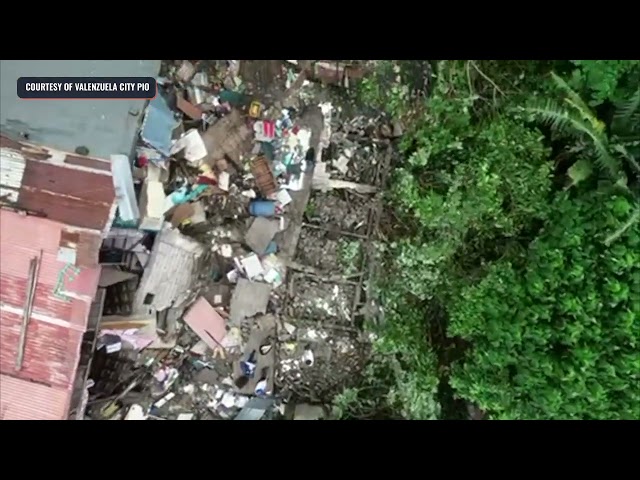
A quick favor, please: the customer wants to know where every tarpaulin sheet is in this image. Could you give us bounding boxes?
[141,93,179,156]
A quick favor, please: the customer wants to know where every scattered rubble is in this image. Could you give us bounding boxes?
[79,60,392,420]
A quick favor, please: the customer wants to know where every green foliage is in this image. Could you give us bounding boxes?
[356,60,433,118]
[337,239,361,275]
[391,94,553,300]
[611,88,640,174]
[376,299,441,419]
[449,191,640,419]
[331,308,441,421]
[305,198,316,217]
[336,60,640,421]
[526,72,624,184]
[569,60,640,106]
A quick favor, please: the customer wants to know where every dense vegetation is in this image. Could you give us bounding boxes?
[332,60,640,420]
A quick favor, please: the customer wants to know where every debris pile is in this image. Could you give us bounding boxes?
[79,60,392,420]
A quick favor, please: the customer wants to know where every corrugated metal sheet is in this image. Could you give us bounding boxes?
[0,209,103,418]
[0,82,137,418]
[0,135,116,231]
[134,224,205,313]
[111,154,140,222]
[0,310,84,389]
[0,212,101,325]
[0,374,70,420]
[0,147,26,202]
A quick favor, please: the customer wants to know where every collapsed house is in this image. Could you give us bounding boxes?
[1,59,394,421]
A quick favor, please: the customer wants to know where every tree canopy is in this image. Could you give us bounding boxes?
[332,60,640,420]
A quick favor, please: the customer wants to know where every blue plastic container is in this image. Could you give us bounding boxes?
[249,200,276,217]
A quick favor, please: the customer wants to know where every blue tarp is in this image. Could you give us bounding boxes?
[140,92,179,157]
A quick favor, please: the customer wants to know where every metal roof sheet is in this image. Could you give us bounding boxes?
[0,135,117,232]
[134,224,205,313]
[0,60,161,159]
[0,374,71,420]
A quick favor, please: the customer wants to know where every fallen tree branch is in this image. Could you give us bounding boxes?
[470,61,505,97]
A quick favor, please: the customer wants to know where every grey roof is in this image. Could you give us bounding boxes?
[0,60,161,159]
[229,279,272,324]
[134,224,206,313]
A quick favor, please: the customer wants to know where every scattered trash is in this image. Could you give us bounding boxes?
[249,101,262,118]
[176,61,196,83]
[100,335,122,354]
[171,129,208,163]
[154,391,176,408]
[276,189,292,207]
[77,60,382,421]
[251,156,278,196]
[125,404,148,420]
[218,171,230,191]
[240,351,258,378]
[302,346,315,367]
[152,367,179,398]
[139,167,167,232]
[240,254,265,280]
[249,199,276,217]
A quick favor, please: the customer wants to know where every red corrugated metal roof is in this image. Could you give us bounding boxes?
[0,310,84,389]
[0,374,70,420]
[0,211,103,420]
[0,134,116,231]
[0,136,116,420]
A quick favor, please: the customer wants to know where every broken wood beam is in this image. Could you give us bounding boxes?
[312,175,378,194]
[325,179,377,194]
[301,222,369,240]
[16,250,42,371]
[283,260,361,286]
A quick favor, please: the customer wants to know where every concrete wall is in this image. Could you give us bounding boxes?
[0,60,161,160]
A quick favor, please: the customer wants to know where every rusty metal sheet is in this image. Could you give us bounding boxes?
[0,134,116,231]
[0,310,84,389]
[0,208,103,412]
[64,154,111,171]
[0,137,112,418]
[74,230,102,268]
[176,95,203,120]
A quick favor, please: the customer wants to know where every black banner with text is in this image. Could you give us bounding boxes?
[17,77,157,99]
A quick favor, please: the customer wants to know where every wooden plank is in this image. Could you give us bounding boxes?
[15,250,42,370]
